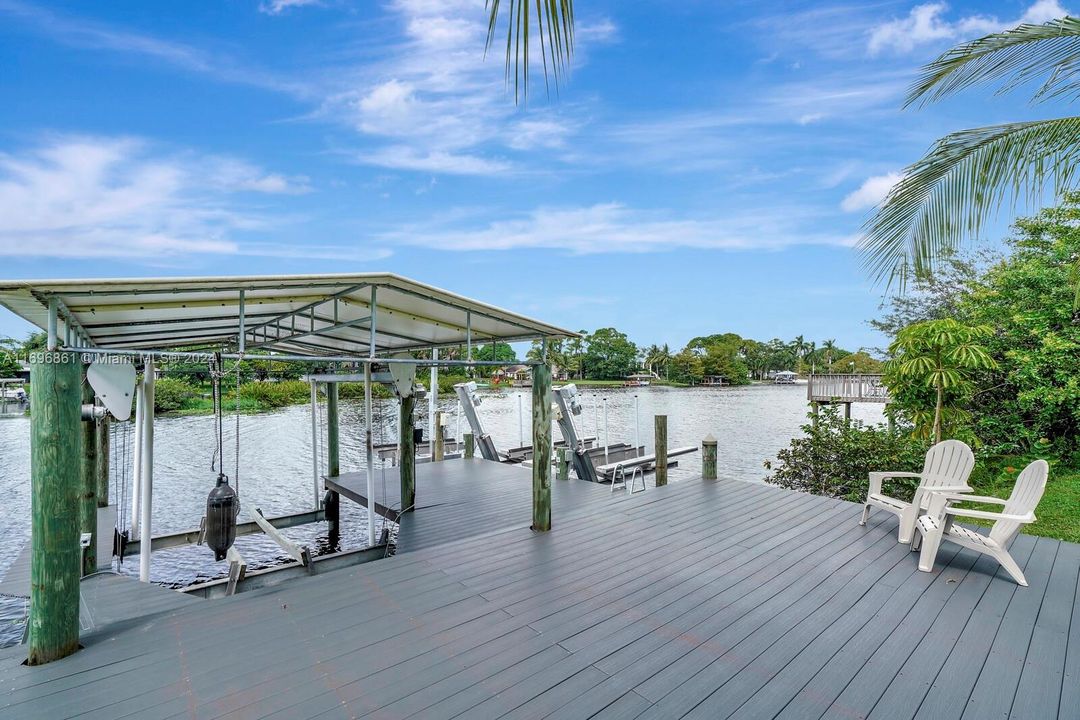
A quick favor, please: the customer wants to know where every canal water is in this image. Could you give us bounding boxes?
[0,382,884,646]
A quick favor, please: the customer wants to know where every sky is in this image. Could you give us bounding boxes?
[0,0,1072,353]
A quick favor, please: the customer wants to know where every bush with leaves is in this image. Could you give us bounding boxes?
[764,406,928,503]
[153,377,198,413]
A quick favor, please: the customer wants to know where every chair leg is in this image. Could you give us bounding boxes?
[993,549,1029,587]
[859,504,870,526]
[911,530,922,552]
[917,529,943,573]
[898,506,916,544]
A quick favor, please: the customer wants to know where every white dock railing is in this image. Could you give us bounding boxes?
[807,374,890,403]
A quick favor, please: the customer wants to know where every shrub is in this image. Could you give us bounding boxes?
[764,405,928,503]
[153,377,197,413]
[238,379,310,408]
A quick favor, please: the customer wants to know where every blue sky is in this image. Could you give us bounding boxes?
[0,0,1070,352]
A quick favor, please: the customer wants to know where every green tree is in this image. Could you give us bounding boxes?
[858,14,1080,300]
[958,199,1080,458]
[581,328,637,380]
[0,350,20,377]
[473,342,518,377]
[885,319,997,443]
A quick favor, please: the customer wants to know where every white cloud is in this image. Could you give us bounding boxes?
[381,203,852,254]
[0,136,366,260]
[841,172,902,212]
[868,1,1068,55]
[259,0,321,15]
[356,146,511,175]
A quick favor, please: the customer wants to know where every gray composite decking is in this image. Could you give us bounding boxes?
[325,458,616,552]
[1,467,1078,719]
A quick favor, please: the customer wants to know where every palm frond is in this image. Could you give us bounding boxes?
[907,17,1080,107]
[858,117,1080,288]
[486,0,574,104]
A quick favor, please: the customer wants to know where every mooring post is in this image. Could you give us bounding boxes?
[28,348,82,665]
[655,415,668,487]
[843,402,851,422]
[96,415,110,508]
[326,382,340,478]
[702,434,717,480]
[325,382,340,535]
[79,373,97,575]
[557,447,570,481]
[531,364,552,531]
[433,410,444,461]
[399,394,416,512]
[463,432,475,459]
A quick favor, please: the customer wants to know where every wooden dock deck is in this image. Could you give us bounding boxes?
[325,458,616,552]
[1,471,1078,719]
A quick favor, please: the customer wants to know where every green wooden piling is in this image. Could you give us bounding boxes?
[96,416,110,507]
[399,394,416,512]
[326,383,340,478]
[702,434,717,480]
[79,375,97,575]
[655,415,668,487]
[557,448,569,481]
[463,432,475,459]
[531,364,552,531]
[433,411,444,461]
[28,350,82,665]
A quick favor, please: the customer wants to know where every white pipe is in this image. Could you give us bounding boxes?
[428,348,438,456]
[518,394,524,448]
[130,381,144,536]
[310,380,320,510]
[603,396,609,465]
[139,362,155,583]
[364,363,375,547]
[634,394,640,458]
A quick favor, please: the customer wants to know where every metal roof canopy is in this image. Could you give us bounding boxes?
[0,273,576,363]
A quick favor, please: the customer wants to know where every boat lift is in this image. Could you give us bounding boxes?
[551,384,700,484]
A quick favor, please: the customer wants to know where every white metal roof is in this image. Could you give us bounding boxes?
[0,273,576,357]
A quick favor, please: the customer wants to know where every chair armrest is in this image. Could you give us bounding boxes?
[935,493,1007,505]
[868,471,921,496]
[944,506,1036,524]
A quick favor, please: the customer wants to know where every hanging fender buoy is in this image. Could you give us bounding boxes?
[206,474,240,561]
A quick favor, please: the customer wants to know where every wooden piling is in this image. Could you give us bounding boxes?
[326,383,340,478]
[28,350,82,665]
[79,375,97,575]
[399,394,416,512]
[531,364,552,531]
[433,411,444,461]
[702,434,717,480]
[463,432,475,459]
[95,415,110,508]
[557,448,569,481]
[655,415,668,487]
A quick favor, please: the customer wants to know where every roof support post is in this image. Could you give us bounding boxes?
[368,287,377,358]
[27,348,81,665]
[428,348,438,458]
[130,379,144,536]
[326,382,339,479]
[531,363,552,532]
[46,298,58,351]
[80,372,98,576]
[237,290,246,354]
[364,363,376,547]
[139,362,155,583]
[310,380,320,512]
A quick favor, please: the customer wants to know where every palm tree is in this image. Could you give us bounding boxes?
[858,15,1080,303]
[486,1,574,104]
[821,339,837,368]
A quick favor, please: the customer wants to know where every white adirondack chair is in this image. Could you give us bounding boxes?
[912,459,1048,586]
[859,439,975,544]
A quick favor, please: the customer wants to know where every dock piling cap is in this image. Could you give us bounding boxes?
[703,434,717,445]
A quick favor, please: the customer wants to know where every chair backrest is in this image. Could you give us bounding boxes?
[920,440,975,489]
[990,459,1049,546]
